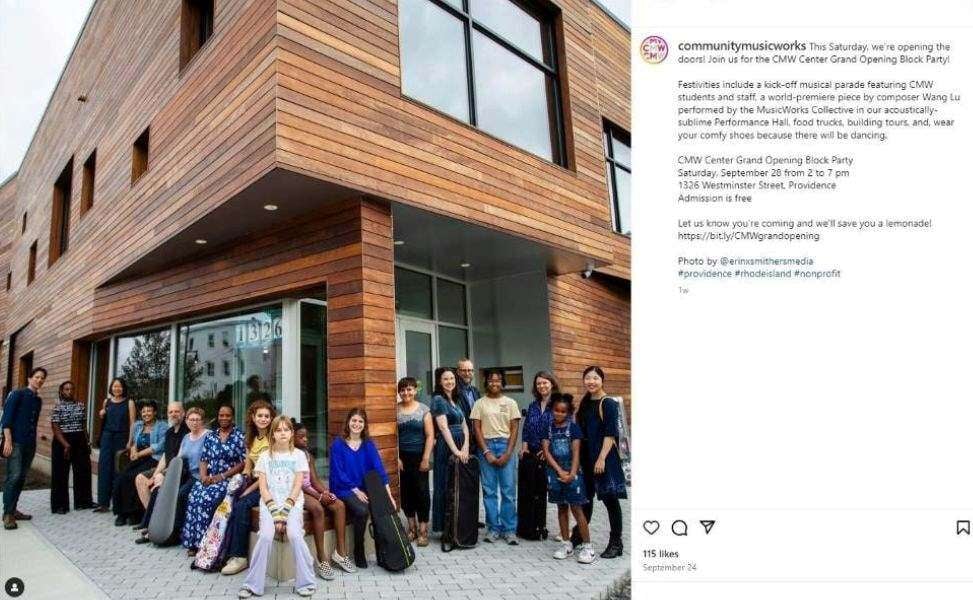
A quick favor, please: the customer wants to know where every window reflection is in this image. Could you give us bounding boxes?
[399,0,470,122]
[470,0,549,64]
[473,31,557,162]
[114,329,171,406]
[176,306,283,426]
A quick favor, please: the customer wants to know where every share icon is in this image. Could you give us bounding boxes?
[700,520,716,534]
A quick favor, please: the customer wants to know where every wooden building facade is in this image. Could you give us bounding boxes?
[0,0,630,481]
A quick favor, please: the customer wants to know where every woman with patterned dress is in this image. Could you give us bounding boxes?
[181,404,246,555]
[430,367,471,534]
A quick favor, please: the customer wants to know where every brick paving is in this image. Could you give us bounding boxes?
[8,489,630,599]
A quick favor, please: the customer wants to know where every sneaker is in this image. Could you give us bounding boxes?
[553,542,574,560]
[296,585,316,597]
[553,533,564,542]
[505,535,519,546]
[221,557,249,575]
[237,587,256,598]
[315,560,335,580]
[576,543,596,564]
[332,551,357,574]
[484,531,502,543]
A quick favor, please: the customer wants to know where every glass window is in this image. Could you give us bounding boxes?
[611,131,631,169]
[405,330,435,405]
[604,122,632,235]
[176,306,283,426]
[612,167,631,235]
[207,333,214,348]
[398,0,470,122]
[398,0,564,164]
[436,279,467,325]
[299,301,329,477]
[473,31,557,162]
[438,326,469,369]
[113,329,171,407]
[470,0,548,63]
[395,267,433,319]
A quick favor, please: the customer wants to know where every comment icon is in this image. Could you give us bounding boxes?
[671,520,688,536]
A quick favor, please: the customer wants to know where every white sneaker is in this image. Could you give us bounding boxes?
[553,533,564,542]
[332,550,357,573]
[237,586,258,598]
[315,560,335,580]
[576,543,597,564]
[295,585,316,597]
[553,541,574,559]
[484,531,502,543]
[221,557,249,575]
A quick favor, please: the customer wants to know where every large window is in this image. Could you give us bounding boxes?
[604,121,631,235]
[114,329,171,407]
[399,0,565,164]
[176,306,283,424]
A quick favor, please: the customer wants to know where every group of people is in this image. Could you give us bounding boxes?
[1,358,627,595]
[396,358,627,563]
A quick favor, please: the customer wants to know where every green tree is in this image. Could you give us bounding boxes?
[120,332,171,404]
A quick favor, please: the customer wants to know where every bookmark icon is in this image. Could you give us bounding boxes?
[957,520,971,536]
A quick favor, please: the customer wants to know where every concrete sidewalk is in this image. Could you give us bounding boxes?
[0,513,109,600]
[2,489,630,599]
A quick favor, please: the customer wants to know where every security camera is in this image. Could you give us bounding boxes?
[582,265,594,279]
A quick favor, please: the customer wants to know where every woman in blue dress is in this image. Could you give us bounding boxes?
[430,367,471,534]
[94,378,136,512]
[181,404,245,555]
[572,366,626,559]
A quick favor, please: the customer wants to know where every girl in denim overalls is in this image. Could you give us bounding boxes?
[541,394,595,564]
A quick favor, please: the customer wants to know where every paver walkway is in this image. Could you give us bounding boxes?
[1,489,629,600]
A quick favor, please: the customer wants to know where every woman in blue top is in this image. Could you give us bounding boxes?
[94,378,136,512]
[181,404,246,555]
[520,371,559,458]
[113,399,167,526]
[329,408,393,569]
[430,367,470,534]
[573,366,626,559]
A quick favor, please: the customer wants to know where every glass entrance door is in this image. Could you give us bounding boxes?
[396,318,436,405]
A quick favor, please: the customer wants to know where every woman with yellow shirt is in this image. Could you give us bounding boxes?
[220,400,275,575]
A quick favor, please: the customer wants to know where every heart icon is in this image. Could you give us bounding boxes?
[643,520,660,535]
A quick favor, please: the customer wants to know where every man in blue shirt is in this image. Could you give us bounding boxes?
[455,358,480,423]
[2,367,47,530]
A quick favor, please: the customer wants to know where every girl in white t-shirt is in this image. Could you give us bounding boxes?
[238,416,315,598]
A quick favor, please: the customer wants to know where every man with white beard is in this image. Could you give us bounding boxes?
[134,402,187,513]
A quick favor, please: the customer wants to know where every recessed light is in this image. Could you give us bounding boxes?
[195,239,207,245]
[460,262,471,268]
[263,204,278,211]
[393,240,405,246]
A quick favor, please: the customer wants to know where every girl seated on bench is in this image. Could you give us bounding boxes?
[238,416,316,598]
[293,421,357,578]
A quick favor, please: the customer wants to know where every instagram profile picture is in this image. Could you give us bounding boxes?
[641,35,668,64]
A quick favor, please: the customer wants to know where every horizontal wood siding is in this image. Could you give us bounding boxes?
[273,0,630,267]
[327,198,399,492]
[0,177,17,392]
[549,272,631,409]
[6,0,277,345]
